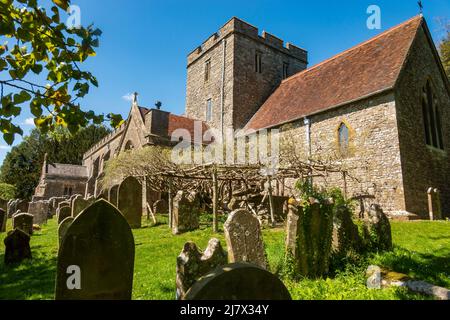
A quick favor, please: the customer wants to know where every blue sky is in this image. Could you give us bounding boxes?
[1,0,449,163]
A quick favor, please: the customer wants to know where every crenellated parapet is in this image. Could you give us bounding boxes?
[187,17,308,66]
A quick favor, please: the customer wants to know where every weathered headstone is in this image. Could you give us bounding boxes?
[172,191,200,235]
[12,213,33,235]
[184,263,291,300]
[58,217,74,245]
[7,199,18,217]
[332,205,363,256]
[427,188,442,221]
[153,199,168,214]
[176,238,228,300]
[108,185,119,207]
[58,206,72,225]
[363,204,392,251]
[4,229,32,265]
[28,201,50,225]
[0,208,6,233]
[224,209,267,269]
[71,196,94,218]
[55,200,135,300]
[118,176,142,229]
[285,198,335,278]
[16,200,29,213]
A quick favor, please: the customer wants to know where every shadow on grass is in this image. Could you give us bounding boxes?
[0,247,56,300]
[374,246,450,289]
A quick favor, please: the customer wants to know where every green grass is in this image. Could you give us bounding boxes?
[0,217,449,300]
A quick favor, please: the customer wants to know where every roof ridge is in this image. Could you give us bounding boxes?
[282,15,423,84]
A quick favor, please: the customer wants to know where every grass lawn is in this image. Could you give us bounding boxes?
[0,217,449,300]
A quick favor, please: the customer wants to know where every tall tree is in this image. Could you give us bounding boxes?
[0,0,123,145]
[440,30,450,81]
[0,125,110,199]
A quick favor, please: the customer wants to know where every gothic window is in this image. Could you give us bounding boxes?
[338,122,349,155]
[283,62,289,79]
[204,59,211,82]
[255,52,262,73]
[206,99,213,122]
[422,80,444,150]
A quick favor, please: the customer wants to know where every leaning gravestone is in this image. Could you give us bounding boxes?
[0,208,6,233]
[71,196,94,218]
[364,204,393,251]
[12,213,33,235]
[224,209,268,269]
[172,191,200,235]
[58,206,72,225]
[4,229,32,265]
[28,201,50,225]
[55,200,135,300]
[108,185,119,207]
[184,263,291,300]
[118,176,142,229]
[58,217,74,245]
[176,238,228,300]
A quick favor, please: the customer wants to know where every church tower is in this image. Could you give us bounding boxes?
[185,17,308,133]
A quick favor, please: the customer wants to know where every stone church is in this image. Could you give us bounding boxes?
[34,15,449,219]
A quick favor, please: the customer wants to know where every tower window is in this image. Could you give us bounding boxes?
[204,59,211,82]
[338,123,349,155]
[283,62,289,79]
[422,80,444,150]
[255,52,262,73]
[206,99,213,122]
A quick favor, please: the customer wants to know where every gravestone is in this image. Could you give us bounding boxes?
[7,199,18,218]
[224,209,267,269]
[12,213,33,235]
[55,200,135,300]
[108,185,119,207]
[58,217,74,245]
[0,198,7,211]
[153,199,168,214]
[285,204,301,257]
[172,191,200,235]
[0,208,6,233]
[332,205,363,256]
[28,201,50,225]
[364,204,392,251]
[58,206,72,225]
[184,263,291,300]
[118,176,142,229]
[72,196,94,218]
[16,200,29,213]
[176,238,228,300]
[4,229,32,265]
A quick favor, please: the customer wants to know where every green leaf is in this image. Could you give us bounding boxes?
[52,0,69,10]
[13,91,32,104]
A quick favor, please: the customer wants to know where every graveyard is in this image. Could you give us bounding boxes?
[1,209,449,300]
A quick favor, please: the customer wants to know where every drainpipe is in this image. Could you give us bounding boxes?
[220,38,227,143]
[304,117,312,158]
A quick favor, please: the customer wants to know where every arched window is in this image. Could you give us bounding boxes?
[422,80,444,150]
[338,122,349,155]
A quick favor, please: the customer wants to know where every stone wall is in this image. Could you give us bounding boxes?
[278,92,406,215]
[185,17,307,131]
[395,27,450,217]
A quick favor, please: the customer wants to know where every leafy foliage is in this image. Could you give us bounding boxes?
[440,30,450,81]
[0,125,110,199]
[0,0,123,145]
[0,182,16,199]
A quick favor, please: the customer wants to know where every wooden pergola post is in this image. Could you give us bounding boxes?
[212,166,219,233]
[168,178,173,229]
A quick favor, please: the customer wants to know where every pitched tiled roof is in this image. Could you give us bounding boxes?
[244,16,424,132]
[138,106,151,119]
[168,114,209,141]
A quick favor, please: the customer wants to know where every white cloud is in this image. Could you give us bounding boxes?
[122,93,134,102]
[22,118,35,126]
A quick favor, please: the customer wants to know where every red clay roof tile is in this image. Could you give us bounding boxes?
[243,16,424,132]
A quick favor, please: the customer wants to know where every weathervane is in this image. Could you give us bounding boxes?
[418,0,423,15]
